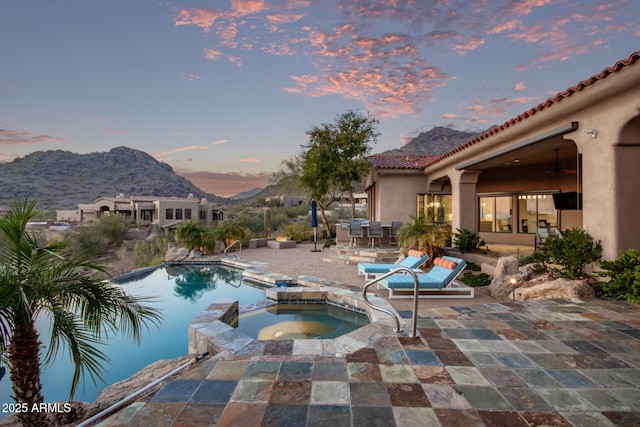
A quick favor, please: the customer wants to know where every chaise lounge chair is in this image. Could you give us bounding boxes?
[357,249,430,280]
[378,256,473,299]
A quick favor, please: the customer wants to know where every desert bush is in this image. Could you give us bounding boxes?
[94,214,131,245]
[460,271,491,287]
[133,234,173,268]
[64,224,110,256]
[540,228,602,279]
[453,228,483,252]
[598,249,640,303]
[282,223,311,241]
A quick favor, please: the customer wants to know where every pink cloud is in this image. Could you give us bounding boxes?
[266,13,306,25]
[203,48,222,60]
[0,128,64,145]
[174,8,222,33]
[230,0,265,16]
[213,139,228,145]
[242,156,260,163]
[453,36,485,56]
[173,0,639,118]
[515,82,525,92]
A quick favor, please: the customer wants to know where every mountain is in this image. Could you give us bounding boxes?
[380,126,482,156]
[228,188,264,200]
[0,147,225,209]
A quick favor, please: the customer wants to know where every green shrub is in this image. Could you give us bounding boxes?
[540,228,602,279]
[133,234,174,268]
[460,271,491,287]
[519,251,547,265]
[95,214,131,245]
[282,223,311,241]
[466,262,481,272]
[453,228,482,252]
[598,249,640,303]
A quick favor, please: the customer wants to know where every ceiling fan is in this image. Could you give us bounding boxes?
[547,148,576,176]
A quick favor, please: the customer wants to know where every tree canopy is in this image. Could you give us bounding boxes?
[299,110,379,235]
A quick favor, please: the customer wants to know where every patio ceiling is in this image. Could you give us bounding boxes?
[455,122,579,171]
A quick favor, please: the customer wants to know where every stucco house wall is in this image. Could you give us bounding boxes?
[366,51,640,260]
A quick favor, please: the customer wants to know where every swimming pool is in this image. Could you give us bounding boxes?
[0,264,264,412]
[0,264,369,414]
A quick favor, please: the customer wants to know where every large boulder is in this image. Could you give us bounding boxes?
[165,246,189,261]
[518,278,595,301]
[486,255,595,302]
[494,255,519,278]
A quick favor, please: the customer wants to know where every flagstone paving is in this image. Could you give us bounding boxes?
[95,244,640,426]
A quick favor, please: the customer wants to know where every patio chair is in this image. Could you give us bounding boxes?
[378,256,472,299]
[535,226,552,250]
[357,249,429,280]
[368,221,383,247]
[349,220,363,247]
[389,221,403,246]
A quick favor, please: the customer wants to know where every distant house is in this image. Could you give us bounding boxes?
[61,194,225,231]
[365,51,640,260]
[265,194,310,207]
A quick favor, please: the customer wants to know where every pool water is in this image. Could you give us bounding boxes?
[0,265,264,412]
[0,264,370,415]
[237,304,370,340]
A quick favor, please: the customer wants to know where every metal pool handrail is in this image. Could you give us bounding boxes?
[224,239,242,260]
[362,267,420,338]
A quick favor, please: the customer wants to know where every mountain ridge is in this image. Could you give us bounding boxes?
[379,126,482,156]
[0,147,225,209]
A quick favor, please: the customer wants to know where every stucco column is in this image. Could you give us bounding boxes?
[449,170,481,233]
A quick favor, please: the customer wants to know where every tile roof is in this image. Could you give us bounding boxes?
[427,50,640,167]
[368,154,440,170]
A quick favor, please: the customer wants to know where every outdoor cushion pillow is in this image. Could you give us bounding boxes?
[407,249,426,258]
[433,257,458,270]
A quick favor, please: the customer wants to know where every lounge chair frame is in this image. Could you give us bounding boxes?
[357,251,430,280]
[378,256,474,299]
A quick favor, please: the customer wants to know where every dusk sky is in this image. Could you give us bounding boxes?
[1,1,638,196]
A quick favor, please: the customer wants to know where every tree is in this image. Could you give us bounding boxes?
[0,199,162,427]
[397,216,450,262]
[301,111,379,236]
[175,220,206,251]
[213,220,246,249]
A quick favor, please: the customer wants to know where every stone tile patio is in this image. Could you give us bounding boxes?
[94,243,640,427]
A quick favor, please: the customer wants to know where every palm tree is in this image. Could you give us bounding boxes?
[397,216,450,263]
[213,220,246,249]
[0,199,162,427]
[175,220,205,251]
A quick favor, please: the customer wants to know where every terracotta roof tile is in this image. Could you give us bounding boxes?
[369,155,440,170]
[426,50,640,167]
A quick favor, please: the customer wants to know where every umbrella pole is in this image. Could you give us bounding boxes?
[311,227,321,252]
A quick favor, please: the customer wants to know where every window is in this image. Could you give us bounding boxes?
[199,210,206,220]
[165,209,173,220]
[417,194,452,225]
[479,196,512,232]
[517,194,557,233]
[175,209,183,220]
[185,209,192,220]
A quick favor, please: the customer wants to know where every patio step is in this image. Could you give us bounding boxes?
[323,245,400,265]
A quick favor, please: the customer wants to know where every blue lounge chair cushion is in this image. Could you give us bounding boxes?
[358,251,429,276]
[379,257,466,289]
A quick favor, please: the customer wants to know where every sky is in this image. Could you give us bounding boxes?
[1,1,638,197]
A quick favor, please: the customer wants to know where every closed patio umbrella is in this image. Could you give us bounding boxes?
[311,200,321,252]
